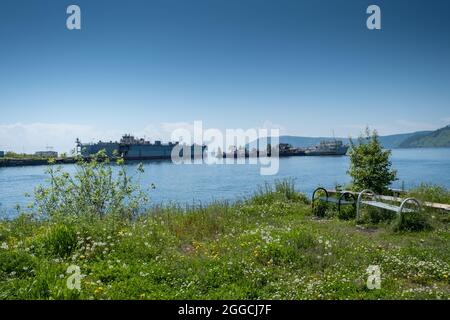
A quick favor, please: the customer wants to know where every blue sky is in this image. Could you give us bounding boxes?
[0,0,449,152]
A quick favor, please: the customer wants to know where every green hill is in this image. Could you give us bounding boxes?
[399,125,450,148]
[248,130,433,150]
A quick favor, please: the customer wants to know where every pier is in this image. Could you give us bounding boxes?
[0,157,78,167]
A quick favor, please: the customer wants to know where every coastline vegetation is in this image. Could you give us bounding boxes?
[0,153,449,300]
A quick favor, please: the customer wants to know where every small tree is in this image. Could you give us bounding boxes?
[34,150,149,220]
[347,128,397,194]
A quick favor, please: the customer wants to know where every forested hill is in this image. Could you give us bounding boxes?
[248,130,433,149]
[399,125,450,148]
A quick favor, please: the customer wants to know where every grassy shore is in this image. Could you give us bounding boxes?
[0,180,449,300]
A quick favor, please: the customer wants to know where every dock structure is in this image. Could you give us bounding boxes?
[0,157,77,167]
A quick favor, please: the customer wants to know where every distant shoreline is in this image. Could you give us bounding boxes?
[0,158,77,168]
[2,146,450,168]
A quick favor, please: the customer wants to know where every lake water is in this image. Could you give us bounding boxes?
[1,148,449,217]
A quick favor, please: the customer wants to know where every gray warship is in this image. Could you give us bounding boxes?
[304,140,349,156]
[76,135,205,160]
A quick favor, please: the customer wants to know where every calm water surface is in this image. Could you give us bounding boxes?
[1,148,449,216]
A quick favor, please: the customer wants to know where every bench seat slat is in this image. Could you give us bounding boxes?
[362,201,415,213]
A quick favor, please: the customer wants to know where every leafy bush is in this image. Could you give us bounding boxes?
[337,204,356,220]
[39,224,78,258]
[347,128,397,194]
[359,207,396,224]
[33,150,149,220]
[312,200,330,218]
[393,211,432,232]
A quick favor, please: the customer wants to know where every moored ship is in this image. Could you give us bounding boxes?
[278,143,306,157]
[304,140,349,156]
[77,135,205,160]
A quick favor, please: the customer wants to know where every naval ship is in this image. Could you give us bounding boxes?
[304,140,349,156]
[218,140,348,158]
[76,135,205,160]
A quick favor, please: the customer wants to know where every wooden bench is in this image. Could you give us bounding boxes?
[312,187,356,215]
[356,189,421,221]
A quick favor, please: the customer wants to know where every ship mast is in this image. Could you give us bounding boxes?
[75,138,82,155]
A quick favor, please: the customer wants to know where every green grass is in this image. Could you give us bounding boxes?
[408,184,450,205]
[1,182,449,300]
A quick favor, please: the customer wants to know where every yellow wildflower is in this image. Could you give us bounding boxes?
[94,286,104,294]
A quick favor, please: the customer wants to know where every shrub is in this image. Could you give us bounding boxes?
[33,150,149,220]
[39,224,78,258]
[312,200,330,218]
[393,211,432,232]
[347,128,397,194]
[359,207,396,224]
[337,204,356,220]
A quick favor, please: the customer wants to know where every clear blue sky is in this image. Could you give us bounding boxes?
[0,0,449,152]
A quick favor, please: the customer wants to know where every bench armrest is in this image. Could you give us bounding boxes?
[356,189,376,222]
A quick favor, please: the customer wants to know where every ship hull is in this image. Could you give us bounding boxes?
[279,150,306,157]
[305,146,349,156]
[80,142,206,160]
